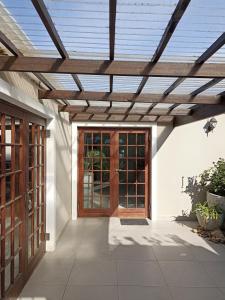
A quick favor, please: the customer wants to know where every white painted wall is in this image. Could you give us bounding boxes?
[156,114,225,220]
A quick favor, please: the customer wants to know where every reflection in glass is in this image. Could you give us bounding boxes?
[128,133,136,145]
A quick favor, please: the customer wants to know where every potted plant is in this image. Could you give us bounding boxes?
[200,158,225,211]
[194,202,224,230]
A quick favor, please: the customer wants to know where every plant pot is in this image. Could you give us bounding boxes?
[207,191,225,211]
[196,211,224,230]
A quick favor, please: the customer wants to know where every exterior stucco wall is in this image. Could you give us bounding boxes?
[156,114,225,220]
[0,72,72,248]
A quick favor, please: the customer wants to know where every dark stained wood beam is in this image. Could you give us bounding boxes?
[190,78,223,96]
[31,0,68,59]
[109,0,117,93]
[31,0,83,91]
[62,106,189,116]
[1,56,225,77]
[164,78,185,95]
[152,0,191,63]
[196,32,225,64]
[39,90,224,105]
[136,0,191,94]
[175,104,225,126]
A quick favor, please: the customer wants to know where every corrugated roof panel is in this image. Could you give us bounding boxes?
[77,75,109,92]
[160,0,225,62]
[142,77,178,93]
[171,78,213,94]
[113,76,143,92]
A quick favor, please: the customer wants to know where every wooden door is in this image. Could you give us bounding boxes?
[78,128,150,218]
[0,101,46,299]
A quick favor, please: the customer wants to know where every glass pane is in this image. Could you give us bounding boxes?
[128,133,136,145]
[5,263,11,291]
[14,253,20,279]
[102,196,110,208]
[137,146,145,157]
[84,158,92,170]
[93,133,101,144]
[5,116,11,144]
[137,159,145,170]
[102,133,110,144]
[102,185,110,196]
[5,146,11,171]
[137,133,145,145]
[14,226,20,251]
[5,234,11,260]
[84,145,92,157]
[93,171,101,183]
[84,133,92,144]
[128,172,136,183]
[128,197,136,208]
[119,197,126,208]
[119,133,127,145]
[28,238,32,259]
[119,184,127,196]
[119,171,126,183]
[119,159,127,170]
[128,159,136,170]
[5,205,11,231]
[15,199,22,224]
[128,184,136,195]
[102,171,110,182]
[128,146,136,157]
[137,171,145,183]
[119,146,127,158]
[15,119,21,144]
[102,146,110,157]
[103,159,110,170]
[137,197,145,208]
[15,146,20,170]
[137,184,145,195]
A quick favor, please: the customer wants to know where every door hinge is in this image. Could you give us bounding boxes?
[46,129,51,138]
[44,233,50,241]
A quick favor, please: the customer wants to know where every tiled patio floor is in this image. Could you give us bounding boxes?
[18,218,225,300]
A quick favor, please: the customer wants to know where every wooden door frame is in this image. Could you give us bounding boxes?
[0,100,46,299]
[77,127,151,218]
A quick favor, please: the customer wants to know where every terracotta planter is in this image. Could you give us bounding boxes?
[196,211,224,230]
[207,191,225,211]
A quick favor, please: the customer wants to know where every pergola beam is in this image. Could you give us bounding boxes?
[1,56,225,77]
[31,0,83,91]
[190,78,223,96]
[62,107,190,116]
[39,90,224,105]
[136,0,191,94]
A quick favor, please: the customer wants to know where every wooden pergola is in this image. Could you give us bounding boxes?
[0,0,225,125]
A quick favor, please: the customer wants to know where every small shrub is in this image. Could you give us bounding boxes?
[194,202,223,220]
[200,158,225,197]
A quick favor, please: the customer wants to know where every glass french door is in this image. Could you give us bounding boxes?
[78,128,150,218]
[0,101,46,299]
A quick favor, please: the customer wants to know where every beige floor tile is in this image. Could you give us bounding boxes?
[190,244,225,261]
[112,245,156,261]
[153,245,194,261]
[68,261,117,286]
[117,261,165,286]
[118,286,173,300]
[202,262,225,287]
[63,285,118,300]
[160,261,215,287]
[170,287,225,300]
[18,283,65,300]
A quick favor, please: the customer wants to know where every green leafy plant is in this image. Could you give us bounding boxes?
[194,202,223,220]
[84,150,107,170]
[199,158,225,197]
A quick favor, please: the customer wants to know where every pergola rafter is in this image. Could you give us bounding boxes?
[136,0,191,95]
[31,0,83,92]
